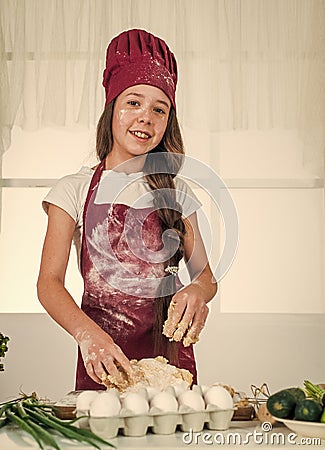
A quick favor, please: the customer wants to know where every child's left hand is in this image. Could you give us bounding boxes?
[162,284,209,346]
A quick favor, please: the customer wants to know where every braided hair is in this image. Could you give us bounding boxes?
[96,102,186,364]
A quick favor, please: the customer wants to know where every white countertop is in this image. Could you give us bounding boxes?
[1,421,324,449]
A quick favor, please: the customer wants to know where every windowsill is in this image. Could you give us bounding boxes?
[0,177,324,189]
[0,179,57,187]
[222,177,324,188]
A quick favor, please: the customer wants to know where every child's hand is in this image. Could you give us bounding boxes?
[162,285,209,347]
[75,327,132,385]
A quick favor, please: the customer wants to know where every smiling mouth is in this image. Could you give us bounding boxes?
[130,130,151,139]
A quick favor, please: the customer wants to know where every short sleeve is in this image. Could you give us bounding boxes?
[43,176,79,221]
[42,168,92,225]
[175,177,202,218]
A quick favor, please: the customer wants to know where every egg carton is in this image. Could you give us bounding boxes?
[77,407,235,438]
[73,384,236,438]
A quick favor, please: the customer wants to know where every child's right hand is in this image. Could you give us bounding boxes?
[75,327,132,385]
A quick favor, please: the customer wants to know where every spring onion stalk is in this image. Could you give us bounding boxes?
[304,380,325,407]
[0,392,115,449]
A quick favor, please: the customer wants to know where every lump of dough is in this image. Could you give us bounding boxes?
[102,356,192,394]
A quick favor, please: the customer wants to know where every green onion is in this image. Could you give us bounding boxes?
[24,406,113,449]
[0,418,10,429]
[0,403,12,418]
[304,380,325,406]
[16,401,29,419]
[5,409,44,449]
[0,393,115,449]
[26,418,61,450]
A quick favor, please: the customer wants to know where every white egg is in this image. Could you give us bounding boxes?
[204,386,233,409]
[178,390,205,411]
[89,391,121,417]
[135,387,149,400]
[150,392,178,412]
[172,382,188,398]
[76,391,99,410]
[145,386,160,402]
[106,388,120,398]
[122,392,149,415]
[165,386,176,396]
[199,385,209,396]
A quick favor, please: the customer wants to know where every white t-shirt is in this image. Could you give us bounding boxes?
[43,166,202,262]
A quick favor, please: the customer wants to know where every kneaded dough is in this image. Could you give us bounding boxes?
[102,356,193,393]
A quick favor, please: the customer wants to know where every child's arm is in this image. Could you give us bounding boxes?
[163,212,217,345]
[37,204,132,384]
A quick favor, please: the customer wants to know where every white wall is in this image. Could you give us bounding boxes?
[0,314,77,402]
[1,312,325,402]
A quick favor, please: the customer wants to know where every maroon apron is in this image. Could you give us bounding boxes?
[75,160,197,389]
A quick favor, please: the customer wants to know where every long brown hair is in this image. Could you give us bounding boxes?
[96,102,186,365]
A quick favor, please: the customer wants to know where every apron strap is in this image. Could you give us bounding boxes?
[80,159,106,276]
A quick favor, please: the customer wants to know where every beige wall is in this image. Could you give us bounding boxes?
[1,312,324,402]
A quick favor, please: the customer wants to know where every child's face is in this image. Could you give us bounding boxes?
[111,84,171,161]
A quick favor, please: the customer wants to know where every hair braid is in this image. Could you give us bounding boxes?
[145,169,186,364]
[143,110,186,364]
[96,105,187,365]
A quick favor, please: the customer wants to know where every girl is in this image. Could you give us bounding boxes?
[37,29,217,390]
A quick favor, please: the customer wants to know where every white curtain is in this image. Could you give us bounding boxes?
[1,0,325,174]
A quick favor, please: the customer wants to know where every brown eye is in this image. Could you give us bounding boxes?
[127,100,139,106]
[154,107,166,115]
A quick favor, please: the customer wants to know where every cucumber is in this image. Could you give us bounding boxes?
[295,399,323,422]
[266,390,296,419]
[285,387,306,402]
[320,408,325,423]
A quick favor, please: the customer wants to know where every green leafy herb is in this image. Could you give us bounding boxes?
[304,380,325,407]
[0,332,10,371]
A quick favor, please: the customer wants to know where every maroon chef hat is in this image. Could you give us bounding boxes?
[102,29,178,110]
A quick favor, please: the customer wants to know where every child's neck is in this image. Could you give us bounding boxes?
[104,154,146,174]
